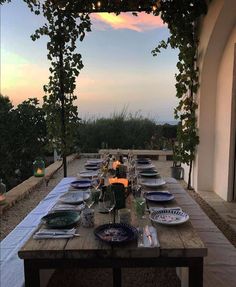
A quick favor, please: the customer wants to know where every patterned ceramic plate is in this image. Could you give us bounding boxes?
[41,211,80,229]
[94,223,137,245]
[149,209,189,226]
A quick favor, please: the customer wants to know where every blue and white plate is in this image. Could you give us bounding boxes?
[149,209,189,226]
[145,191,174,202]
[94,223,137,245]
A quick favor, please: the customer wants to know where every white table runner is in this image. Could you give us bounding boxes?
[0,177,76,287]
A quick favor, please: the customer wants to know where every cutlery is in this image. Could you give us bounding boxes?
[33,233,80,239]
[144,225,153,246]
[35,228,76,235]
[137,227,144,247]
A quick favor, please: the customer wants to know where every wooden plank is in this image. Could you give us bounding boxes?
[19,178,206,261]
[65,206,111,259]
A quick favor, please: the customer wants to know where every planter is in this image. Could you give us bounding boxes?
[171,166,184,180]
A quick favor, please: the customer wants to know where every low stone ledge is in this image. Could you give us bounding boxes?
[0,154,77,215]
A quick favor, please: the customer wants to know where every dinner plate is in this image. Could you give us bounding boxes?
[70,179,92,189]
[145,191,174,202]
[149,209,189,226]
[140,178,166,188]
[87,159,103,165]
[78,171,98,178]
[59,191,89,204]
[136,158,151,165]
[85,164,100,170]
[139,170,159,177]
[136,164,155,170]
[41,211,80,229]
[94,223,137,245]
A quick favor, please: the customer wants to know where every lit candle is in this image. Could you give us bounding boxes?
[36,168,43,175]
[112,160,121,170]
[109,177,128,187]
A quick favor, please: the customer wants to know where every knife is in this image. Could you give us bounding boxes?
[144,225,153,246]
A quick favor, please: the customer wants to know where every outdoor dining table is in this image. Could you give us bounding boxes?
[18,178,207,287]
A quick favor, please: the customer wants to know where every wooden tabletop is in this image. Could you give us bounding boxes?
[18,179,207,261]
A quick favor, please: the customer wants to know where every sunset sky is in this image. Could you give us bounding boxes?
[1,1,179,122]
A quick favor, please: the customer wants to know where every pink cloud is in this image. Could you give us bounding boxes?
[91,12,165,32]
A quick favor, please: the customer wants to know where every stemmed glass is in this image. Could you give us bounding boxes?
[83,189,95,209]
[103,189,116,224]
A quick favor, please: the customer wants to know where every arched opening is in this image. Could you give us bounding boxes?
[195,0,236,200]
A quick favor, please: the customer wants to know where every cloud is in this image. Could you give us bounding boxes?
[91,12,165,32]
[1,49,49,105]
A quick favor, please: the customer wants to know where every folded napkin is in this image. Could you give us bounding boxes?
[51,203,85,212]
[138,225,160,248]
[33,228,77,240]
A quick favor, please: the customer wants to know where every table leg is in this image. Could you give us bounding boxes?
[189,258,203,287]
[113,267,121,287]
[24,260,40,287]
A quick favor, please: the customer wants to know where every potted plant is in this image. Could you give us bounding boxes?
[170,141,184,180]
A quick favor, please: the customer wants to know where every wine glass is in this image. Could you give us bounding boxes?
[83,190,95,209]
[103,189,116,224]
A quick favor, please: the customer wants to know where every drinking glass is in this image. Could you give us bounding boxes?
[83,190,95,209]
[134,197,146,219]
[103,189,116,223]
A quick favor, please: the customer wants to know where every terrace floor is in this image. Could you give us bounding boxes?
[1,156,236,287]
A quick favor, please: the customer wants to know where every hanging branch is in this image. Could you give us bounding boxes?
[152,0,207,189]
[29,1,91,177]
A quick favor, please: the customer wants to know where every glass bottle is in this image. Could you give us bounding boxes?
[0,179,6,205]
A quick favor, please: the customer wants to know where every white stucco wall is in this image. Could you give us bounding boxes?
[214,27,236,200]
[186,0,236,200]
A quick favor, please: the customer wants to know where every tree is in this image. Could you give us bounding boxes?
[0,96,47,189]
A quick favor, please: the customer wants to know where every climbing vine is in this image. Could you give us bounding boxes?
[1,0,208,185]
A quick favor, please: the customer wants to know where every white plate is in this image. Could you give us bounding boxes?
[87,159,104,164]
[136,164,155,170]
[59,191,89,204]
[78,171,98,178]
[149,209,189,226]
[140,178,166,188]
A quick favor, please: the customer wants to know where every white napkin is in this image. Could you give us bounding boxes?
[33,228,76,240]
[51,203,85,212]
[138,226,160,248]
